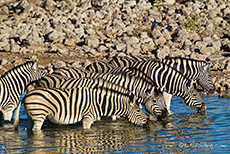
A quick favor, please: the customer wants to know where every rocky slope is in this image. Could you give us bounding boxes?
[0,0,230,93]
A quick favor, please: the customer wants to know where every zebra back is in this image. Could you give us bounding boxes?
[129,59,206,112]
[15,87,148,130]
[161,57,215,93]
[36,74,133,98]
[49,66,168,119]
[109,56,215,94]
[0,61,46,122]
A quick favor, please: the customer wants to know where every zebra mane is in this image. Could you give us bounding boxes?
[165,56,209,64]
[1,61,35,79]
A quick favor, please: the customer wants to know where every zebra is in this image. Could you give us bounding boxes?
[0,61,46,124]
[14,87,149,130]
[108,56,214,111]
[161,57,215,93]
[36,69,168,120]
[43,67,168,119]
[87,58,206,113]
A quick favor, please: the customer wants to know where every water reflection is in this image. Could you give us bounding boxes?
[0,95,229,153]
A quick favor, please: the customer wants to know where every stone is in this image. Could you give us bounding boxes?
[48,30,65,43]
[98,45,108,53]
[53,61,66,68]
[126,45,134,54]
[164,0,175,5]
[116,43,126,51]
[63,38,75,46]
[85,37,99,48]
[124,37,139,45]
[157,46,170,59]
[154,36,166,47]
[71,61,82,68]
[10,43,20,53]
[0,58,8,65]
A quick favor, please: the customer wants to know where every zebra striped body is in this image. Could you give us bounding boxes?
[45,67,168,119]
[0,61,46,123]
[109,56,214,111]
[161,57,215,93]
[129,59,206,112]
[14,87,149,130]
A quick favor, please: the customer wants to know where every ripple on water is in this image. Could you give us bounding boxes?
[0,94,230,153]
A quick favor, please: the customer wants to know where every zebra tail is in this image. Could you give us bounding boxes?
[13,101,23,130]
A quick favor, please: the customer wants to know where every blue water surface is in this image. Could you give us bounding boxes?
[0,94,230,153]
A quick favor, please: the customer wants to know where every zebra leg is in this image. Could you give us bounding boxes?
[111,115,117,120]
[163,92,172,114]
[2,110,13,122]
[25,111,45,130]
[0,112,2,125]
[82,117,95,129]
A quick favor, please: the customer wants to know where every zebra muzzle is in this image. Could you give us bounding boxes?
[157,108,169,120]
[197,101,206,113]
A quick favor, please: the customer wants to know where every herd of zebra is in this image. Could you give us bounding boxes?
[0,56,216,130]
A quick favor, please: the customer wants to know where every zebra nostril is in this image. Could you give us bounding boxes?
[208,88,216,94]
[143,117,150,126]
[197,102,206,113]
[156,108,169,120]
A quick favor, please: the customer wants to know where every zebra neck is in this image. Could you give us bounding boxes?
[3,70,31,98]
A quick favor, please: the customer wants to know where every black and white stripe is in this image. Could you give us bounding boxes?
[14,87,149,130]
[108,56,213,111]
[161,57,215,93]
[0,61,46,123]
[127,59,206,112]
[45,67,168,119]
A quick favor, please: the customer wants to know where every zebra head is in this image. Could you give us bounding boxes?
[144,88,169,120]
[183,80,206,113]
[197,62,215,94]
[28,61,47,82]
[127,101,149,126]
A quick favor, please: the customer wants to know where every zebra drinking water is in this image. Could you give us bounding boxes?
[0,61,46,123]
[108,56,214,111]
[87,58,206,113]
[43,67,168,119]
[14,87,149,130]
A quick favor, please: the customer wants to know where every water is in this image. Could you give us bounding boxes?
[1,94,230,153]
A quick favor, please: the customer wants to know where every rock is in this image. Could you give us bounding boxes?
[116,43,126,51]
[154,36,166,46]
[47,30,65,43]
[85,37,99,48]
[10,42,20,53]
[0,58,8,65]
[157,46,170,59]
[53,61,66,68]
[164,0,176,5]
[44,0,57,13]
[126,45,134,54]
[219,89,230,98]
[63,38,75,46]
[71,61,82,68]
[0,5,9,15]
[124,37,139,45]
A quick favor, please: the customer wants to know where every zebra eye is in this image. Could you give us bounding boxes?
[193,93,197,96]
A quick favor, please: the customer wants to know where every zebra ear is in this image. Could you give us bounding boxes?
[204,62,211,71]
[32,61,38,70]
